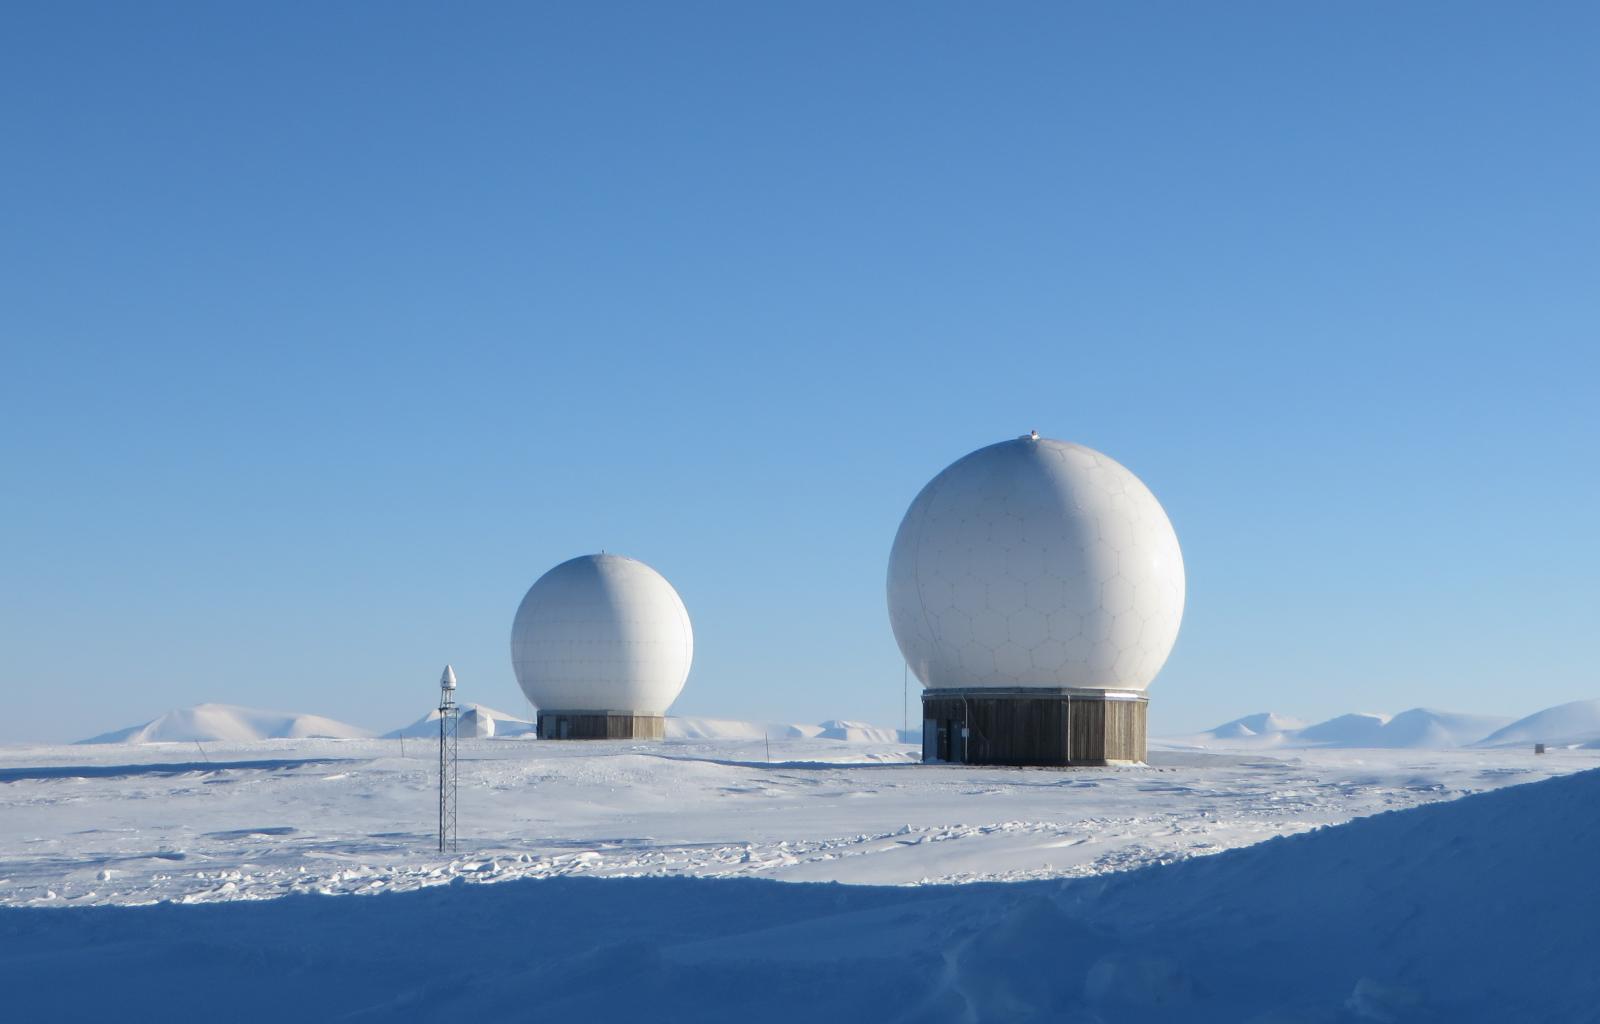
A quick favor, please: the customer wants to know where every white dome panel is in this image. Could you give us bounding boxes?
[887,436,1185,692]
[510,554,693,715]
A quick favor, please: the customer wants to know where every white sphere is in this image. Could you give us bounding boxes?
[511,554,693,715]
[887,436,1185,692]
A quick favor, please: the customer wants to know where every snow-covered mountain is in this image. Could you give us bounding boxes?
[384,713,904,743]
[79,704,371,744]
[1201,712,1306,743]
[83,698,1592,751]
[666,717,901,742]
[817,720,901,743]
[1166,707,1521,750]
[384,705,534,739]
[665,718,823,740]
[1296,712,1390,746]
[1372,708,1512,748]
[1162,711,1385,750]
[1291,709,1513,749]
[1475,699,1600,749]
[76,706,905,746]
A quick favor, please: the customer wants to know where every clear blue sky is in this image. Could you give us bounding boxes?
[3,2,1596,743]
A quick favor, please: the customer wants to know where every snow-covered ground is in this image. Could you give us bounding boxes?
[4,734,1598,1021]
[3,734,1593,908]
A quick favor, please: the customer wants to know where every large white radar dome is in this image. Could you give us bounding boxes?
[887,435,1184,693]
[511,554,693,715]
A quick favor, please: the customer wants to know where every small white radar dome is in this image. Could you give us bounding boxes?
[511,554,693,715]
[887,435,1185,692]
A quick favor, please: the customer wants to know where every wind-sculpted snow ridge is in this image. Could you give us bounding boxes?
[3,766,1595,1022]
[78,703,371,744]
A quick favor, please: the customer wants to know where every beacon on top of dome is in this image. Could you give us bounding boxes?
[887,433,1185,766]
[510,553,693,740]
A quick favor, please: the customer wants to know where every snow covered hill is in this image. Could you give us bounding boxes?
[78,703,371,744]
[1372,707,1512,748]
[384,704,534,739]
[1475,698,1600,748]
[665,718,823,740]
[1295,710,1390,746]
[666,718,900,742]
[1192,712,1305,744]
[79,708,904,746]
[79,698,1591,752]
[383,713,901,743]
[1167,707,1519,750]
[817,719,900,742]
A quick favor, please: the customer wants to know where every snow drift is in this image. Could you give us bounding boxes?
[78,704,371,744]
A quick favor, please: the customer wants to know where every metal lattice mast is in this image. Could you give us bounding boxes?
[438,664,458,853]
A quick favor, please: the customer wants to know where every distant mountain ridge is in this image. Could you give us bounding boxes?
[81,699,1598,750]
[1386,708,1514,748]
[1165,703,1600,750]
[79,703,371,744]
[80,706,907,745]
[1207,713,1306,740]
[666,718,901,742]
[666,718,823,740]
[385,704,534,739]
[1297,712,1391,746]
[1475,699,1600,749]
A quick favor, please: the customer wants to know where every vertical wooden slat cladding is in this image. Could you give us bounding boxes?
[1069,698,1106,763]
[921,691,1146,766]
[538,713,666,740]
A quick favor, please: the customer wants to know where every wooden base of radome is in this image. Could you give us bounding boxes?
[536,712,666,740]
[920,689,1147,766]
